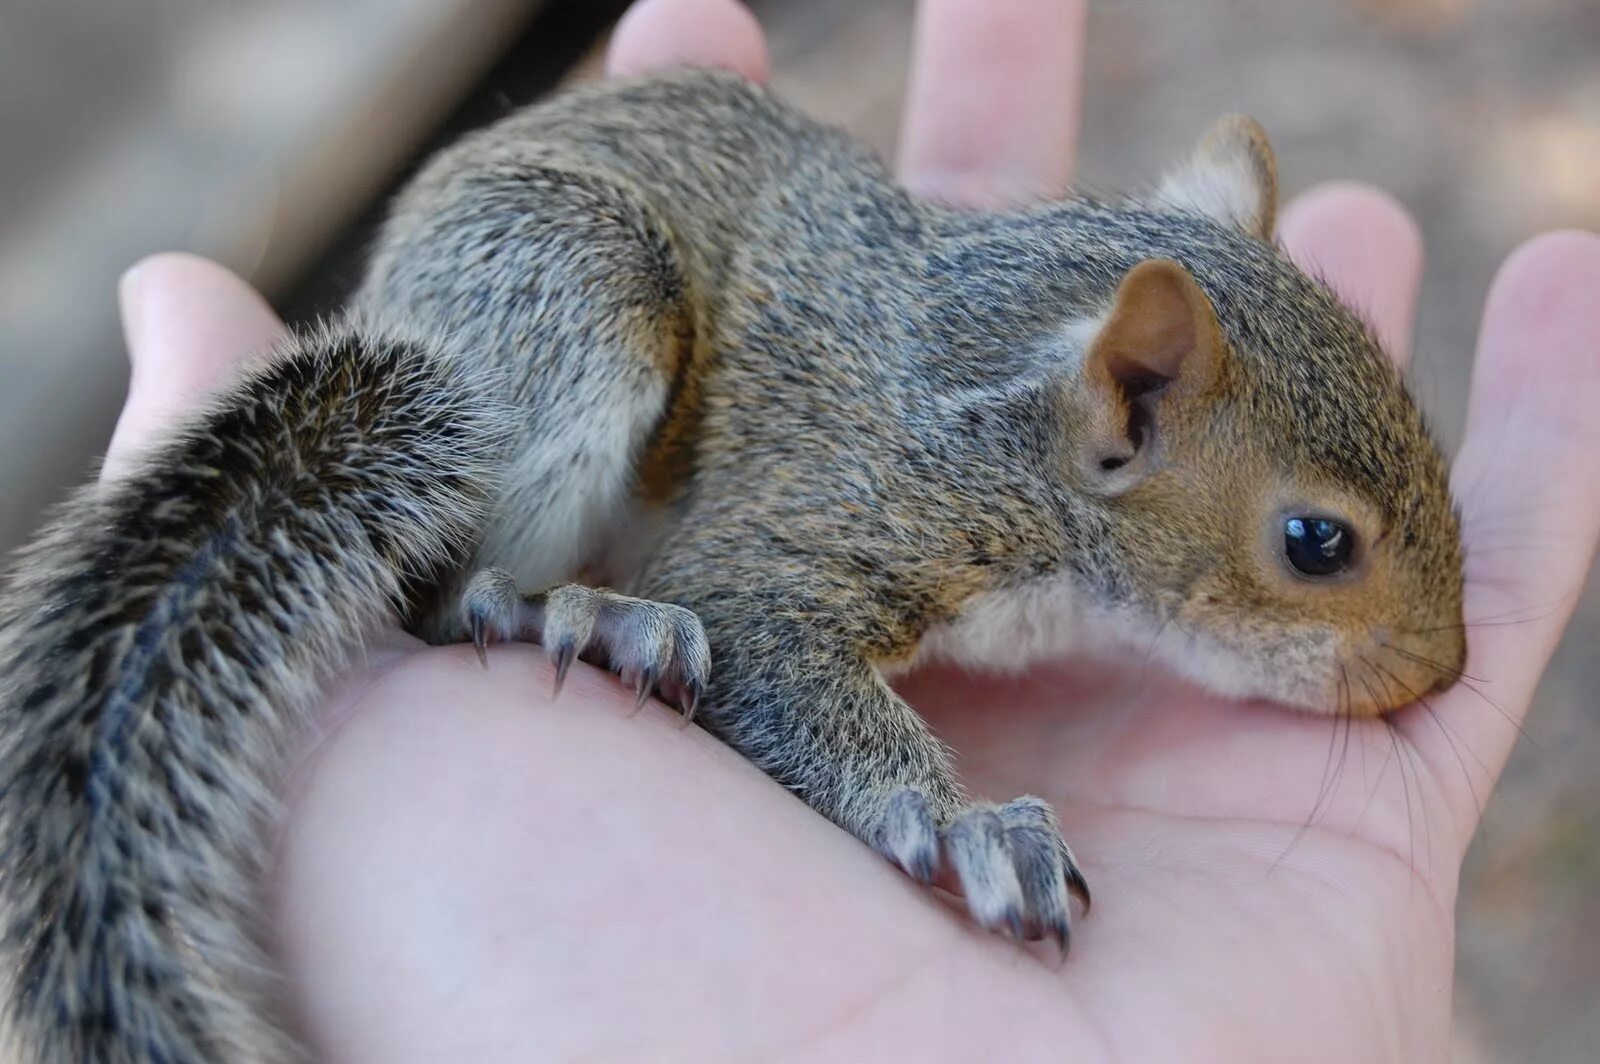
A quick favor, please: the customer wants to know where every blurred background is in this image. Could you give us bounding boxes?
[1,0,1596,1057]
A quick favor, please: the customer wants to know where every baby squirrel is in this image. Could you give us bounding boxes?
[0,69,1465,1062]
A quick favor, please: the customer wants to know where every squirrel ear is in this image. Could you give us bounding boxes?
[1152,115,1278,240]
[1075,259,1224,488]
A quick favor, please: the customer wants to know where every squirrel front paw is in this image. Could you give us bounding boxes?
[460,568,709,718]
[873,789,1090,954]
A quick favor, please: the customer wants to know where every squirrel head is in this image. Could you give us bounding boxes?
[1053,117,1464,717]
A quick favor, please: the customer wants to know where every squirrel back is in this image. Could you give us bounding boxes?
[380,71,1463,713]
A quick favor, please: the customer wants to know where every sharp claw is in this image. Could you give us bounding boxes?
[1004,908,1025,942]
[1066,867,1092,915]
[470,615,489,669]
[631,666,657,714]
[681,679,702,724]
[1051,920,1072,966]
[551,641,574,699]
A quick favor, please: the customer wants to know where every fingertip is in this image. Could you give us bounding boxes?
[606,0,769,83]
[104,252,288,482]
[1504,226,1600,265]
[1470,228,1600,432]
[119,252,287,373]
[1279,181,1425,363]
[1279,182,1423,268]
[1481,228,1600,338]
[898,0,1086,207]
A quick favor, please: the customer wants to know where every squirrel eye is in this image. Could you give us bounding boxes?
[1284,516,1354,577]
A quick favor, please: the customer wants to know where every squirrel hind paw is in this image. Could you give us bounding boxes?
[459,571,709,717]
[874,790,1088,959]
[544,585,709,719]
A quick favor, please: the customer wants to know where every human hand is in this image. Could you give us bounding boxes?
[99,0,1600,1060]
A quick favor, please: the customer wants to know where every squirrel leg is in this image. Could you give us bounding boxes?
[358,160,700,609]
[687,632,1089,953]
[878,788,1090,952]
[459,567,709,716]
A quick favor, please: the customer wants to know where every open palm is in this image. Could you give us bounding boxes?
[101,1,1600,1060]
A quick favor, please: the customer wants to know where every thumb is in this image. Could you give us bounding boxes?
[102,253,288,483]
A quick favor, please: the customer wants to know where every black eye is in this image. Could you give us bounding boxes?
[1284,516,1354,577]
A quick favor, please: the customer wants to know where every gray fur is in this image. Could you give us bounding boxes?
[463,569,709,710]
[0,69,1464,1061]
[0,324,506,1061]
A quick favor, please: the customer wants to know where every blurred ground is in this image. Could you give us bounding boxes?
[3,0,1598,1059]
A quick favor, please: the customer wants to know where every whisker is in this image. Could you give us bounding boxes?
[1098,613,1180,722]
[1331,673,1356,821]
[1397,595,1571,636]
[1398,721,1434,877]
[1452,672,1523,729]
[1353,717,1396,833]
[1139,615,1173,677]
[1364,658,1396,717]
[1384,714,1421,891]
[1360,667,1419,883]
[1368,657,1486,820]
[1366,659,1435,876]
[1357,666,1373,794]
[1271,665,1349,876]
[1379,642,1486,684]
[1447,674,1532,742]
[1310,666,1348,824]
[1372,645,1532,746]
[1397,616,1544,635]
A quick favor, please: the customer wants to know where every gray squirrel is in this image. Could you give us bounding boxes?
[0,68,1464,1062]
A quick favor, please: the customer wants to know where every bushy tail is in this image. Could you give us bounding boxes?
[0,325,505,1062]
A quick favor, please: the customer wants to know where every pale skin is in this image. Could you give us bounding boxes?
[100,0,1600,1059]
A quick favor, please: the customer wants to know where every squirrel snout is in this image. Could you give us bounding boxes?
[1344,622,1467,716]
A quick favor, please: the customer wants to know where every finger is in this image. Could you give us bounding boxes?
[897,0,1086,208]
[1278,181,1425,365]
[606,0,769,83]
[1402,231,1600,833]
[103,253,287,483]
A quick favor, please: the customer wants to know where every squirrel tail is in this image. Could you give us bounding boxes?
[0,325,504,1063]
